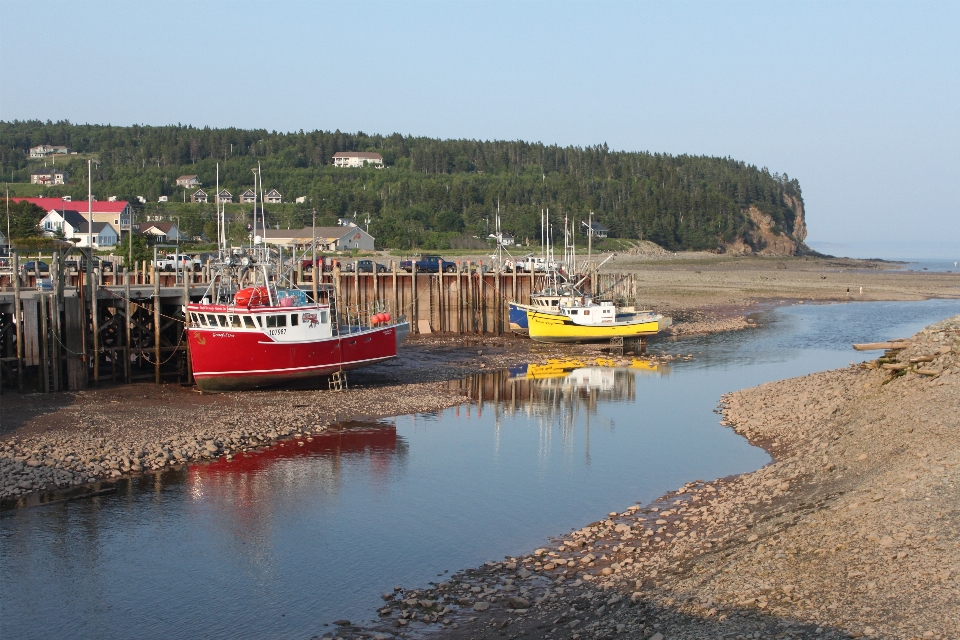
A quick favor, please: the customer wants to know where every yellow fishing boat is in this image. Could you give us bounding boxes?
[527,301,667,343]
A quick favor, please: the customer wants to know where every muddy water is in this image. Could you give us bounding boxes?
[2,299,959,640]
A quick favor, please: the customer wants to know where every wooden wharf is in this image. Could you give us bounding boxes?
[0,253,642,392]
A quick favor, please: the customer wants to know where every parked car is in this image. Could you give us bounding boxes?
[399,255,456,273]
[356,259,387,273]
[21,261,50,273]
[154,253,202,272]
[64,256,115,272]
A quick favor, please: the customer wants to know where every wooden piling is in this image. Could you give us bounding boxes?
[92,271,100,384]
[13,252,23,391]
[391,261,398,319]
[182,270,192,384]
[411,263,418,334]
[456,263,463,334]
[124,272,132,383]
[153,267,161,384]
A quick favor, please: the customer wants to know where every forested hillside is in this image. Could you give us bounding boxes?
[0,120,808,253]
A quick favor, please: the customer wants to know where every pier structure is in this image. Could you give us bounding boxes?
[0,253,642,392]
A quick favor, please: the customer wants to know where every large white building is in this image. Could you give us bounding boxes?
[332,152,384,168]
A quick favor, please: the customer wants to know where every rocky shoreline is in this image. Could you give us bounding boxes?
[348,315,959,640]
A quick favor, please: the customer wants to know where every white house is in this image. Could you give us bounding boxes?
[332,152,384,168]
[239,189,256,203]
[139,222,184,243]
[39,209,117,247]
[264,189,282,204]
[175,175,201,188]
[30,168,69,185]
[217,189,233,203]
[263,226,375,251]
[295,196,307,204]
[29,145,70,157]
[76,222,119,248]
[191,188,209,203]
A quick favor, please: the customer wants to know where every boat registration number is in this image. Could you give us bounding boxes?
[268,328,287,336]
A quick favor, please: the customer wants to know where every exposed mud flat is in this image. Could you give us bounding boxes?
[353,315,959,640]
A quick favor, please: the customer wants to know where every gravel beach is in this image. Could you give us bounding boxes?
[359,315,958,640]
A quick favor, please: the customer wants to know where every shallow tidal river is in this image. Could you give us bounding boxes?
[3,299,959,640]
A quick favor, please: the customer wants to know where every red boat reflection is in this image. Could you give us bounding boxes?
[191,421,399,478]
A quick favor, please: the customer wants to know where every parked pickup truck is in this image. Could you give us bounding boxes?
[399,255,457,273]
[154,253,202,272]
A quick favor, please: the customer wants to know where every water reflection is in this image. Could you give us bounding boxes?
[444,359,669,467]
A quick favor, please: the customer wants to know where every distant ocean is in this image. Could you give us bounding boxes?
[806,240,960,267]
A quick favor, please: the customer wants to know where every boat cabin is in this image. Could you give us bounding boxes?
[188,304,334,341]
[560,299,617,325]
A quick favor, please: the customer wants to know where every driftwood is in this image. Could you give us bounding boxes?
[881,363,909,371]
[916,369,940,376]
[853,342,910,351]
[909,356,935,363]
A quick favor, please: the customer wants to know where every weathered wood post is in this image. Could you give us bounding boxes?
[481,262,489,334]
[39,293,49,392]
[494,269,502,335]
[124,271,132,383]
[456,262,463,334]
[391,261,398,319]
[92,269,100,384]
[153,264,161,384]
[466,262,474,333]
[182,268,192,385]
[13,252,23,391]
[411,262,418,334]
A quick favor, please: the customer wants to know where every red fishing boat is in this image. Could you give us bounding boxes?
[186,255,409,392]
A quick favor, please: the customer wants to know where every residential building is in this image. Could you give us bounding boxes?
[191,188,209,203]
[30,168,69,185]
[18,198,132,231]
[175,175,201,188]
[29,145,70,157]
[262,226,375,251]
[139,222,183,243]
[332,151,384,168]
[217,189,233,203]
[585,221,609,239]
[295,196,307,204]
[239,189,256,203]
[158,196,169,202]
[264,189,282,204]
[38,209,118,247]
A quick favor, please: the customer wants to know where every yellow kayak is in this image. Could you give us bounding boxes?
[527,310,664,343]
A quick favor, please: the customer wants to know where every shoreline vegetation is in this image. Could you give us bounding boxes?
[2,255,959,639]
[1,120,807,255]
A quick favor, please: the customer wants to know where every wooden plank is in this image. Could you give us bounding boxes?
[853,342,910,351]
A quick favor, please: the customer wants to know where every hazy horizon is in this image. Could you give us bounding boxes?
[1,1,957,260]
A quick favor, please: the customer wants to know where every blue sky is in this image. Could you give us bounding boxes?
[1,1,958,259]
